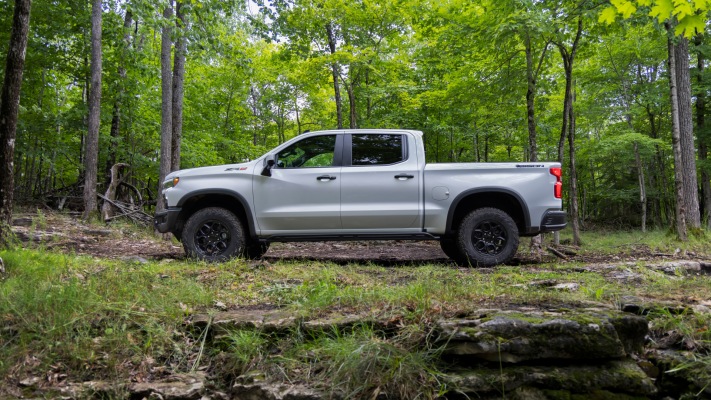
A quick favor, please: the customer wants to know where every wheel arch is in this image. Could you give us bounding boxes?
[175,189,257,241]
[446,188,530,236]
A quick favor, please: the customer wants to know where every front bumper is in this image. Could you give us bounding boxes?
[154,207,182,233]
[540,210,567,233]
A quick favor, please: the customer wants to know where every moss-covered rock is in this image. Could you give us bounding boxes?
[438,310,647,363]
[446,359,657,398]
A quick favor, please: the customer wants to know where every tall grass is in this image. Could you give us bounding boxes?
[0,249,213,379]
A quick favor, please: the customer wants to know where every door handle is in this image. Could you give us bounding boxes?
[394,174,414,180]
[317,175,337,181]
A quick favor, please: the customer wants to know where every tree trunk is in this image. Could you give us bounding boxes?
[634,142,647,231]
[701,140,711,230]
[525,32,549,163]
[157,4,173,213]
[667,31,688,240]
[647,105,671,226]
[525,39,538,163]
[346,80,357,129]
[222,82,235,136]
[365,67,372,121]
[250,86,260,146]
[106,10,132,184]
[82,0,102,220]
[171,1,186,172]
[555,17,583,246]
[568,80,581,245]
[616,49,648,232]
[557,64,570,164]
[674,36,701,229]
[295,93,302,134]
[326,23,343,129]
[694,36,711,230]
[0,0,31,240]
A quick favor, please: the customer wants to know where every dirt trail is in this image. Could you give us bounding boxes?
[9,211,699,267]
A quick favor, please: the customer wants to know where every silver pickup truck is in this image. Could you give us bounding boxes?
[154,129,566,266]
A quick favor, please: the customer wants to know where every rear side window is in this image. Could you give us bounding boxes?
[351,134,404,166]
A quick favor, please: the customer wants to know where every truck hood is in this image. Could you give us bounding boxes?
[166,161,255,180]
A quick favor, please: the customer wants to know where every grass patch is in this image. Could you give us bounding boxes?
[559,227,710,256]
[0,249,213,380]
[226,323,448,399]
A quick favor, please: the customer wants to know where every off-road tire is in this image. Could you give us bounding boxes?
[182,207,246,262]
[456,207,519,267]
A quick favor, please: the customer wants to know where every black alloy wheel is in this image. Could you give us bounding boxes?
[194,220,231,257]
[471,220,507,256]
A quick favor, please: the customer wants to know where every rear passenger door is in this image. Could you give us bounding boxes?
[340,133,422,231]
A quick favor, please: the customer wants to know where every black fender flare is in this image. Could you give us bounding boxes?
[177,189,258,239]
[445,188,531,235]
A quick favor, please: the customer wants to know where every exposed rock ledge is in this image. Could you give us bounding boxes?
[36,308,709,399]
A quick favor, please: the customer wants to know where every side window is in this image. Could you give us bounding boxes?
[276,135,336,168]
[351,134,404,166]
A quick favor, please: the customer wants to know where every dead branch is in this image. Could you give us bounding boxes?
[98,193,152,225]
[555,245,578,256]
[119,180,143,204]
[546,246,568,260]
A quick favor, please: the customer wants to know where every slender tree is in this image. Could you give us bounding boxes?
[106,10,133,183]
[82,0,102,220]
[674,36,701,229]
[667,30,688,240]
[698,37,711,229]
[0,0,32,244]
[554,17,583,246]
[524,31,550,163]
[157,3,173,213]
[326,22,343,129]
[171,1,186,172]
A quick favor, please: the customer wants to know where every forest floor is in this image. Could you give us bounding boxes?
[3,210,711,399]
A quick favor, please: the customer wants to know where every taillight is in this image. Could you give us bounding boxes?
[550,167,562,199]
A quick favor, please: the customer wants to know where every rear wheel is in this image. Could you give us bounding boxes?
[456,207,519,267]
[182,207,246,262]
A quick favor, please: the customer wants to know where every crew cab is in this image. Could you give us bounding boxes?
[154,129,566,266]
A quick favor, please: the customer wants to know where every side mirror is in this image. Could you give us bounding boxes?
[261,154,275,177]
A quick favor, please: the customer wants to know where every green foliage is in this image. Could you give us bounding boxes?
[3,0,711,228]
[601,0,711,37]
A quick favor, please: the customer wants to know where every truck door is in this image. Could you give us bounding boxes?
[340,133,422,231]
[253,134,342,234]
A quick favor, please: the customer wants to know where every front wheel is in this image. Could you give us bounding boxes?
[456,207,519,267]
[182,207,246,262]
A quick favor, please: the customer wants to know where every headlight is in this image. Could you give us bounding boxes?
[164,177,180,189]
